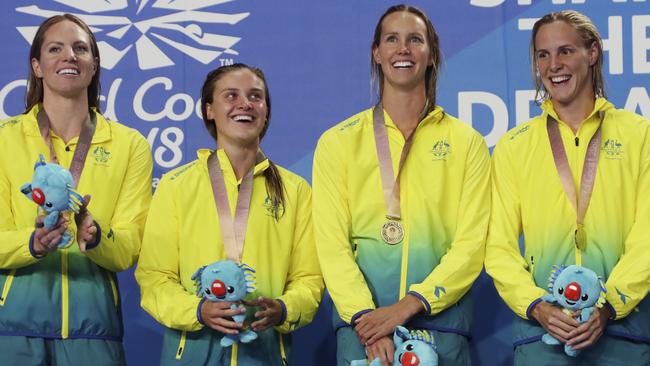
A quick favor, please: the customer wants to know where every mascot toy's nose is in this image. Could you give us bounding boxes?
[32,188,45,206]
[564,282,581,301]
[211,280,227,297]
[401,352,420,366]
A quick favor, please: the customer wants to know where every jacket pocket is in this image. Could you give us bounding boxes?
[351,239,359,260]
[279,333,288,366]
[529,255,536,277]
[0,269,16,306]
[104,271,118,308]
[175,331,187,360]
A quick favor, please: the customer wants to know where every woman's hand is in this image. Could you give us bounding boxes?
[566,306,611,350]
[32,215,68,256]
[355,294,424,345]
[530,301,579,343]
[244,296,283,332]
[75,195,97,252]
[200,300,245,334]
[366,335,395,366]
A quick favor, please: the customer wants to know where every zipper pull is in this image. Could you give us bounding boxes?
[575,137,579,147]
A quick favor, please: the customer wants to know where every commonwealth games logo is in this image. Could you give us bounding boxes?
[431,140,451,160]
[15,0,249,70]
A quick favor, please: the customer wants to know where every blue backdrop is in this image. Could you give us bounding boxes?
[1,1,649,365]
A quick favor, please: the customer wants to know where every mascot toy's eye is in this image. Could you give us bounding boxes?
[557,287,564,295]
[211,280,227,297]
[227,286,235,294]
[406,344,414,351]
[581,294,589,301]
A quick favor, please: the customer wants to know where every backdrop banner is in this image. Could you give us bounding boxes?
[1,1,648,364]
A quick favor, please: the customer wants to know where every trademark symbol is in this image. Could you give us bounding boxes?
[219,58,235,66]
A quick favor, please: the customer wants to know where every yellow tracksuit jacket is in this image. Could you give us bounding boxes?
[313,106,490,335]
[0,104,152,340]
[486,98,650,345]
[135,149,323,365]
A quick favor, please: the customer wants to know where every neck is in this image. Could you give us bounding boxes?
[552,95,596,134]
[217,140,259,180]
[382,83,427,138]
[42,94,90,144]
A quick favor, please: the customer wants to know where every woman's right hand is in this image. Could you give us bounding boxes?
[531,301,579,343]
[32,215,68,256]
[200,300,246,335]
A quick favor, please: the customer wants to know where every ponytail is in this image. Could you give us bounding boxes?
[263,161,285,221]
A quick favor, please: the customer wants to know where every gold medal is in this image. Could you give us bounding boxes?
[574,224,587,250]
[381,220,404,245]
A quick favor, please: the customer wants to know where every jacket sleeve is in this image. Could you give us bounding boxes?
[313,131,376,324]
[134,175,203,331]
[0,165,39,269]
[604,126,650,319]
[275,179,324,333]
[408,132,490,314]
[484,138,547,319]
[84,134,153,272]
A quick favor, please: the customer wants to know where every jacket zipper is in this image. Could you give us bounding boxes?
[62,249,69,339]
[572,132,582,266]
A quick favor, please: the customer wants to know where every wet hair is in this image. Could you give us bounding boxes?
[531,10,606,104]
[200,63,285,220]
[370,4,442,115]
[25,13,101,112]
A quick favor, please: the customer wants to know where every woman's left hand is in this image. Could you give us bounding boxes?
[75,194,97,252]
[244,296,283,332]
[566,306,611,351]
[355,294,425,345]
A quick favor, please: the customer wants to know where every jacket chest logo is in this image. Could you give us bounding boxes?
[431,140,451,160]
[263,196,285,219]
[92,147,112,165]
[602,139,623,160]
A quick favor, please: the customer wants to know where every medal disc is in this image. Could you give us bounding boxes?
[381,221,404,245]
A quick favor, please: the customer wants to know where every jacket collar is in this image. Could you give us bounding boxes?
[541,98,613,126]
[198,148,270,185]
[23,104,112,144]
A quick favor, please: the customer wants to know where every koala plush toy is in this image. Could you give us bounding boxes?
[351,325,438,366]
[192,260,257,347]
[541,264,607,357]
[20,154,83,249]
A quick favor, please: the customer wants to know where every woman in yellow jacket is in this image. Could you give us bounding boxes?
[485,10,650,365]
[0,14,152,366]
[313,5,490,365]
[135,64,323,366]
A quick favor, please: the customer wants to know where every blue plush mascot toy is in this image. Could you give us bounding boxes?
[20,154,83,249]
[351,325,438,366]
[541,264,607,357]
[192,260,258,347]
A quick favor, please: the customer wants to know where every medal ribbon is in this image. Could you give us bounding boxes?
[546,112,604,249]
[208,150,265,263]
[37,109,96,187]
[373,103,424,220]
